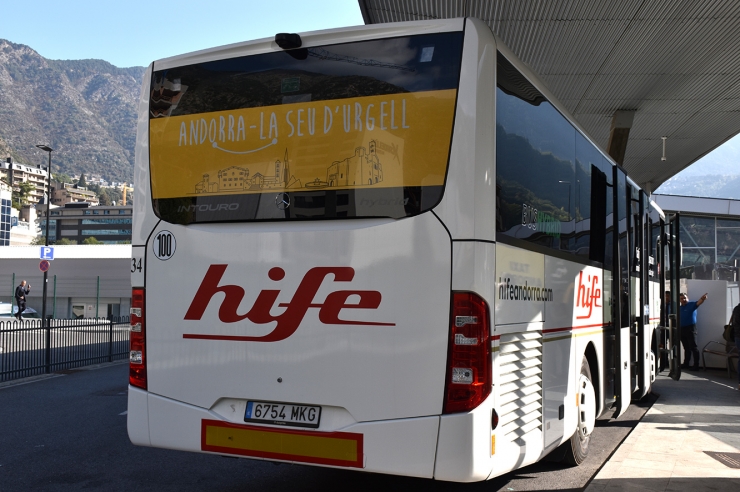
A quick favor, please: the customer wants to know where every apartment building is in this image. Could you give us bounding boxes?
[52,181,100,206]
[0,180,11,246]
[1,157,49,205]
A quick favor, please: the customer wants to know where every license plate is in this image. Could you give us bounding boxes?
[245,401,321,429]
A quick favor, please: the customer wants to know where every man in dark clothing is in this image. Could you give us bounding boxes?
[658,291,672,371]
[730,302,740,390]
[663,291,672,317]
[14,280,30,320]
[679,292,707,370]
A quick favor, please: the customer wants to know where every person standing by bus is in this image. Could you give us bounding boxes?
[730,302,740,390]
[659,291,672,371]
[679,292,707,370]
[663,291,672,317]
[14,280,30,320]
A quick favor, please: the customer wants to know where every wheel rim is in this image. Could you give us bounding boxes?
[578,373,596,439]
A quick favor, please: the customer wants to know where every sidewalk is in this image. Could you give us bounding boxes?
[586,369,740,491]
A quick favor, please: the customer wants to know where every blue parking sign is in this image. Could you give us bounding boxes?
[40,246,55,260]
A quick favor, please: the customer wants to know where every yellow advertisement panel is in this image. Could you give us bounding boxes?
[149,90,456,199]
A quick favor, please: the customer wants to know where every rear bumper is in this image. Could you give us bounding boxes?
[128,387,440,478]
[435,405,494,481]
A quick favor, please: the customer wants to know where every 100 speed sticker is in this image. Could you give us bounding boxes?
[153,230,176,260]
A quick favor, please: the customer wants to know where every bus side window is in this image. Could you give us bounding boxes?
[495,54,575,253]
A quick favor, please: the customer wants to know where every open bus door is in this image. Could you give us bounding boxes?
[660,213,682,381]
[634,191,652,399]
[612,168,632,417]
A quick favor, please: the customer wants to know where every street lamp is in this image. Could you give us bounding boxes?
[36,144,53,338]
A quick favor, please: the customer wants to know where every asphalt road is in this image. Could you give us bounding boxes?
[0,362,655,492]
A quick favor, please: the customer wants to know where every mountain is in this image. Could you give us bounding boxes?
[670,134,740,177]
[0,134,11,159]
[0,39,145,183]
[654,134,740,199]
[2,37,738,196]
[655,174,740,199]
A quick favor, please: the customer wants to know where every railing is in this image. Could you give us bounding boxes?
[0,316,129,383]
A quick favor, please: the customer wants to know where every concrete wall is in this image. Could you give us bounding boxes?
[684,279,739,368]
[0,250,130,319]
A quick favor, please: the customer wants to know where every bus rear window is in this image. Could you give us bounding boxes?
[149,32,463,224]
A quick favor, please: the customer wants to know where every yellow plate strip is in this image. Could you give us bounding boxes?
[201,420,363,467]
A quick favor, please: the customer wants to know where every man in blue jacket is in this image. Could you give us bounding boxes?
[679,292,707,370]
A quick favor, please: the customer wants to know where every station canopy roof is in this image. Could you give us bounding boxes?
[358,0,740,192]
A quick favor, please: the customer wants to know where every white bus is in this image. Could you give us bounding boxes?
[128,18,677,482]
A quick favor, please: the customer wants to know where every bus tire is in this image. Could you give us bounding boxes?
[563,356,596,466]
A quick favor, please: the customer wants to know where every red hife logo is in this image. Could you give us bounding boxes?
[575,271,602,320]
[184,265,395,342]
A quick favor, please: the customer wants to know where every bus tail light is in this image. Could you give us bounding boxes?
[130,288,147,390]
[443,292,491,414]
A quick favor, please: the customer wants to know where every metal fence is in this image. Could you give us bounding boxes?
[0,316,130,383]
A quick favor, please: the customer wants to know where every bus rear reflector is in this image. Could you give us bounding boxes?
[130,288,147,389]
[443,292,491,414]
[201,420,363,468]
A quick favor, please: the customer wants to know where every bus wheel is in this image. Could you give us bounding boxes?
[563,357,596,465]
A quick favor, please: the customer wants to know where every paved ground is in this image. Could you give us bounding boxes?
[5,361,738,491]
[0,361,654,491]
[586,370,740,492]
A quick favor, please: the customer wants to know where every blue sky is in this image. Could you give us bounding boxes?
[0,0,364,68]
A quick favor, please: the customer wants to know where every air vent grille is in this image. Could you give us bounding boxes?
[498,331,543,445]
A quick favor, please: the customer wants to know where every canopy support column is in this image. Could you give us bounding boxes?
[607,110,635,166]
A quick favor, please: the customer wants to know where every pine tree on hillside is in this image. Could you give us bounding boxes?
[98,190,111,206]
[77,173,87,187]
